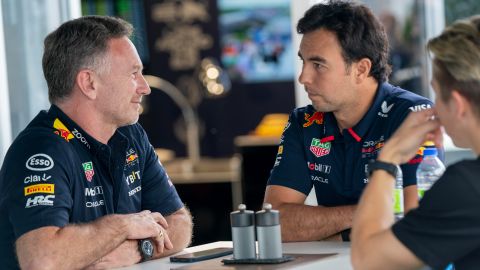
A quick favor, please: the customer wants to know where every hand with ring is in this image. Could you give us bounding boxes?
[153,221,173,255]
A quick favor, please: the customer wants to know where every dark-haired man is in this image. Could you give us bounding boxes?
[0,16,192,269]
[264,0,433,242]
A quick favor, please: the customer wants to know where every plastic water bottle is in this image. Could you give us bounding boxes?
[417,148,445,200]
[393,165,404,221]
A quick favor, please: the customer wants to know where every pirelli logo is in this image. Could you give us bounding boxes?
[24,184,55,196]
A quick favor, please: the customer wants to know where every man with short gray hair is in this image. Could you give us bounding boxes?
[0,16,192,269]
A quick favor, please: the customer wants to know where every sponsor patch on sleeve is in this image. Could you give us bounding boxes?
[26,153,54,171]
[24,184,55,196]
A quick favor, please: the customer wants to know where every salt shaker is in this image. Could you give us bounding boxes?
[255,203,282,259]
[230,204,256,259]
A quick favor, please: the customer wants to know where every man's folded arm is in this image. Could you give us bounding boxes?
[264,185,356,242]
[16,211,164,270]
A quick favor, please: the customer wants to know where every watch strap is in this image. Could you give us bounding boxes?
[367,159,398,178]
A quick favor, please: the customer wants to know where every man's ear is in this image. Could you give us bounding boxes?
[354,58,372,83]
[75,69,97,100]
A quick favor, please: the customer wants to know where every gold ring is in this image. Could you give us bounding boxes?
[159,229,164,238]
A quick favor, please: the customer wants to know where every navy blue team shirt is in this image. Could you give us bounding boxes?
[0,105,183,269]
[268,83,433,206]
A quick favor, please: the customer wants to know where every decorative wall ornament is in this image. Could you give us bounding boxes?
[152,0,212,70]
[152,0,210,23]
[155,25,212,70]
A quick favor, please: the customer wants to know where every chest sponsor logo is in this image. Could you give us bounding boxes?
[307,162,331,174]
[362,136,385,158]
[72,129,90,149]
[125,170,141,186]
[126,154,138,165]
[24,173,51,184]
[26,154,54,171]
[53,118,74,142]
[86,200,104,208]
[378,101,394,118]
[82,162,95,182]
[409,104,431,112]
[85,186,104,197]
[24,184,55,196]
[128,185,142,196]
[303,112,324,127]
[125,148,139,167]
[311,175,328,184]
[310,138,331,157]
[25,195,55,208]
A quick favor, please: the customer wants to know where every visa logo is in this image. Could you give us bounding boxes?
[409,104,431,112]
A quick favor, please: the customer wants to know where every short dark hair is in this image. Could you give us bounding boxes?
[428,15,480,118]
[297,0,391,83]
[42,16,133,104]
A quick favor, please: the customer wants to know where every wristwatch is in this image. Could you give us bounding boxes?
[138,239,154,262]
[367,159,399,178]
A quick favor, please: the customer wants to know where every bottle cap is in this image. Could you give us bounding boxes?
[231,204,254,227]
[255,203,280,226]
[423,148,438,156]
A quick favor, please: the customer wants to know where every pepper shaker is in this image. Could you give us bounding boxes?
[230,204,256,259]
[255,203,282,259]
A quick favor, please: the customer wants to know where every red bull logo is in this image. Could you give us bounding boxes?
[126,154,138,164]
[53,119,74,142]
[303,112,324,127]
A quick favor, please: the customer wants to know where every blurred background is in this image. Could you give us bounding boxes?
[0,0,478,245]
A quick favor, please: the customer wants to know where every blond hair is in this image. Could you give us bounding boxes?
[427,15,480,117]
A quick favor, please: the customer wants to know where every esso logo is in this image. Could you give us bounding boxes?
[26,154,54,171]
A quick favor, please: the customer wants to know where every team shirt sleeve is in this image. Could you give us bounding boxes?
[6,134,73,240]
[138,126,184,216]
[394,99,436,187]
[267,111,312,195]
[392,162,480,269]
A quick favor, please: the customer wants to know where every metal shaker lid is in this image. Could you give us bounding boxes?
[255,203,280,226]
[231,204,254,227]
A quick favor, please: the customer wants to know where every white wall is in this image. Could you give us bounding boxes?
[0,0,81,164]
[0,3,12,165]
[2,0,80,138]
[291,1,313,108]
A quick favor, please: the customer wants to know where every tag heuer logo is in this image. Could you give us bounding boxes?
[310,138,331,157]
[82,162,95,182]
